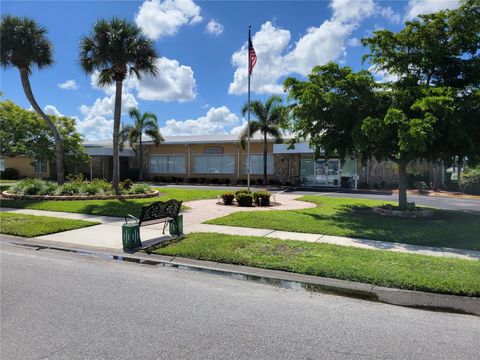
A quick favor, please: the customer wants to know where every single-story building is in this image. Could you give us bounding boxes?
[84,134,446,189]
[0,156,51,179]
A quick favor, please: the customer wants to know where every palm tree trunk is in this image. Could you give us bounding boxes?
[139,136,143,181]
[263,131,268,185]
[398,159,408,211]
[19,68,64,184]
[112,80,123,194]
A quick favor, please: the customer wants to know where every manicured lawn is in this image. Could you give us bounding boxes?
[207,196,480,250]
[154,233,480,296]
[0,188,224,217]
[0,212,99,237]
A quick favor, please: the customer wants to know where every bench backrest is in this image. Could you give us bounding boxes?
[139,199,182,225]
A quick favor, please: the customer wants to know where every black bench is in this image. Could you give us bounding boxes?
[125,199,183,234]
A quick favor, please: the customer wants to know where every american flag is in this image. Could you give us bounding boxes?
[248,34,257,75]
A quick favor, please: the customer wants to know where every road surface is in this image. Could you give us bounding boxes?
[1,242,479,360]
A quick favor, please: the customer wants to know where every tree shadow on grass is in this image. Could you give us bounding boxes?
[298,204,480,251]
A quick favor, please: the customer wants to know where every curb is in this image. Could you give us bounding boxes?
[3,236,479,316]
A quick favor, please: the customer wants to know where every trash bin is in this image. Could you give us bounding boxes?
[169,215,183,235]
[122,222,141,250]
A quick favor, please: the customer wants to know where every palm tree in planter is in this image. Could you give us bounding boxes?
[0,16,65,184]
[120,107,164,181]
[240,95,288,185]
[79,18,158,193]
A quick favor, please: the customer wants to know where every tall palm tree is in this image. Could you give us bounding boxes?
[79,18,158,193]
[0,15,65,184]
[240,95,288,185]
[120,107,164,181]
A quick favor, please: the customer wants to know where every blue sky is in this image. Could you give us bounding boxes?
[1,0,460,140]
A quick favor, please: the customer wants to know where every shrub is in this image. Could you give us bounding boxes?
[189,177,198,183]
[235,189,252,197]
[236,192,253,207]
[221,192,235,205]
[38,181,58,195]
[11,179,47,195]
[459,167,480,195]
[414,181,429,193]
[81,182,103,195]
[225,178,231,185]
[91,179,113,193]
[129,183,151,194]
[120,179,133,190]
[254,191,271,206]
[56,182,82,196]
[0,168,19,180]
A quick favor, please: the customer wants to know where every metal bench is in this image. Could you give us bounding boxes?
[125,199,183,234]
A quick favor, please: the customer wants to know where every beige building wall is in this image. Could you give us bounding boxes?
[145,141,277,181]
[3,156,50,179]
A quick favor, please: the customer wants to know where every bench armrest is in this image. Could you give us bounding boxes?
[125,214,139,224]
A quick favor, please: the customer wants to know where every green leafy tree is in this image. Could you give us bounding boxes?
[0,100,88,174]
[0,15,65,183]
[79,18,158,193]
[362,0,480,167]
[120,107,164,181]
[240,95,288,185]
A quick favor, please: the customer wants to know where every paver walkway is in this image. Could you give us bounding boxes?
[1,195,479,260]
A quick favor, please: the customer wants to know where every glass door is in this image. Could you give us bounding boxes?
[314,159,340,186]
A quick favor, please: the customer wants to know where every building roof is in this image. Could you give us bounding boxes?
[84,133,293,147]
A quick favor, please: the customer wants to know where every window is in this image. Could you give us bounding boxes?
[33,159,47,173]
[0,157,4,172]
[149,155,185,174]
[194,155,235,174]
[244,154,273,175]
[204,146,223,155]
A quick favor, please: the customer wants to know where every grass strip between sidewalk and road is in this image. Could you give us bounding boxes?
[206,196,480,251]
[0,187,224,217]
[154,233,480,297]
[0,212,99,237]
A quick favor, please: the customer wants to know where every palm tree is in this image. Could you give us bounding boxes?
[120,107,164,181]
[79,18,158,193]
[0,15,65,184]
[240,95,288,185]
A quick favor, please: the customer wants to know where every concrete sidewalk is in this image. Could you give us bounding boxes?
[2,206,479,260]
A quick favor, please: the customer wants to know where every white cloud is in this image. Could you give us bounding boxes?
[405,0,459,20]
[378,6,401,24]
[205,19,223,36]
[89,57,196,102]
[136,57,196,101]
[79,93,138,118]
[43,105,64,117]
[346,37,361,47]
[58,79,79,90]
[230,120,247,135]
[76,116,114,141]
[229,0,377,95]
[229,21,291,95]
[161,106,240,136]
[135,0,202,40]
[369,65,399,83]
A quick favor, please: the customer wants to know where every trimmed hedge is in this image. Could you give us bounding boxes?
[221,192,235,205]
[0,168,19,180]
[253,191,271,206]
[459,167,480,195]
[236,192,253,207]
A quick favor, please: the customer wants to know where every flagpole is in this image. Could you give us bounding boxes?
[247,25,251,192]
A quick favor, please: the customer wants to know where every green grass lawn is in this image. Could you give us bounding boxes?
[0,187,224,217]
[154,233,480,296]
[0,212,99,237]
[206,196,480,251]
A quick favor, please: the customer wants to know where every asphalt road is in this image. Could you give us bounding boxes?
[1,242,479,360]
[293,191,480,212]
[159,184,480,212]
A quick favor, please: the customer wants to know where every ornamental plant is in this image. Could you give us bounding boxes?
[253,191,271,206]
[221,192,235,205]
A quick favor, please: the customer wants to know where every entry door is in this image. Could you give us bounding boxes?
[315,159,340,186]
